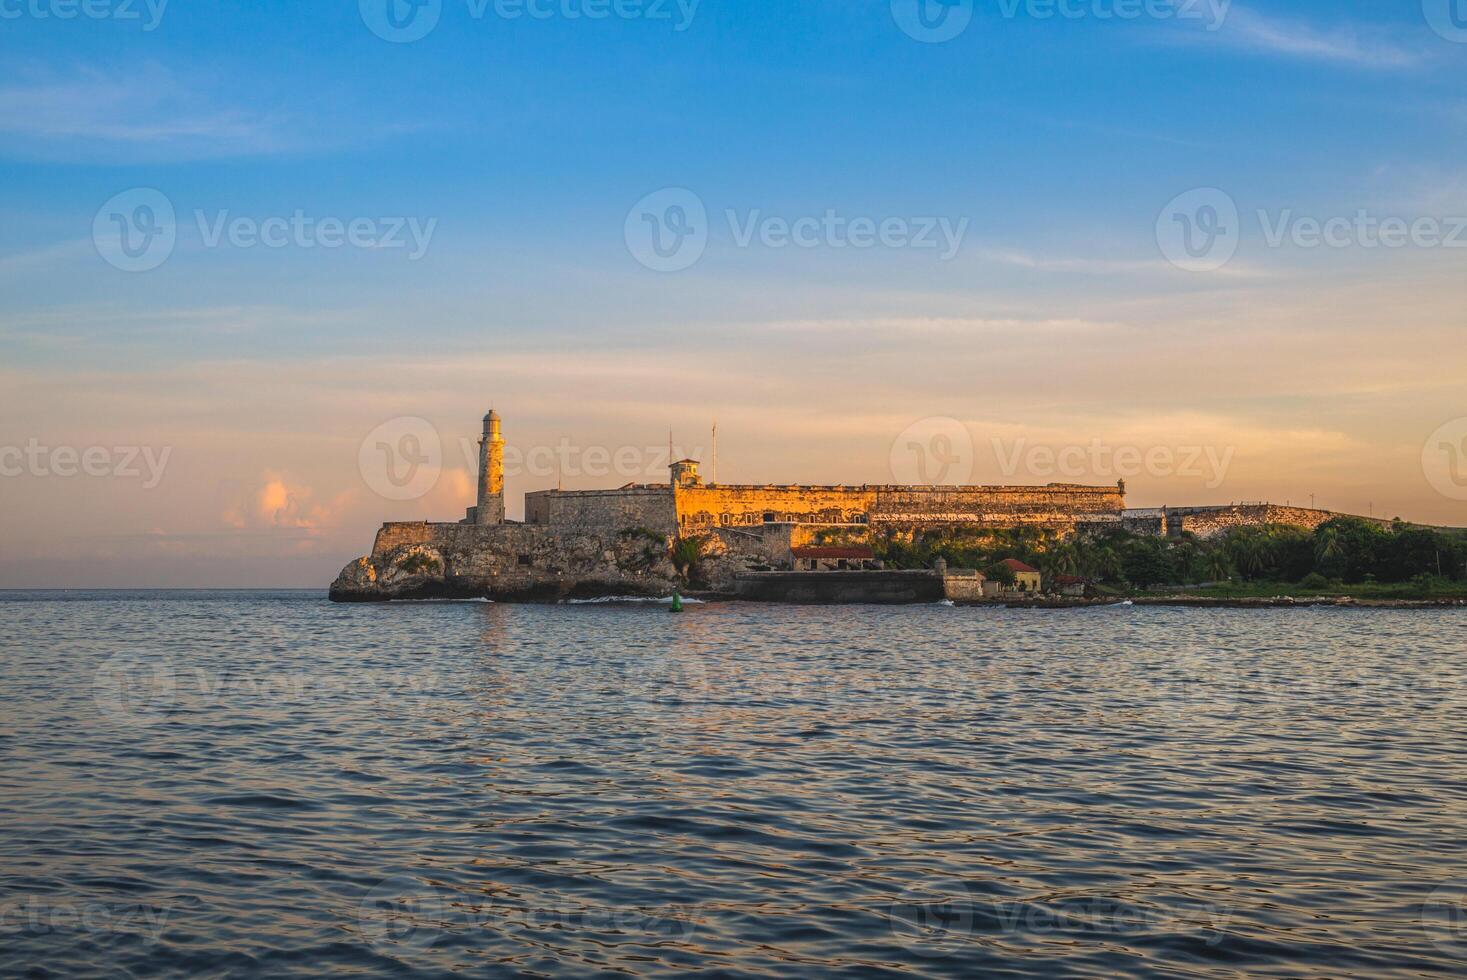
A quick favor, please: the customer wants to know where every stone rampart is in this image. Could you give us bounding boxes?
[675,483,1123,532]
[1163,505,1392,539]
[525,487,675,532]
[873,485,1122,530]
[1121,509,1167,536]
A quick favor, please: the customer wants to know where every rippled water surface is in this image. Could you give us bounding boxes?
[2,591,1466,977]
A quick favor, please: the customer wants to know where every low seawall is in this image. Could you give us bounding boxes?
[733,571,944,604]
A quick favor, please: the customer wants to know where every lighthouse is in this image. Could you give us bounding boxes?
[475,410,505,525]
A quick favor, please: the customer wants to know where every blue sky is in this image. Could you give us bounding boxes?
[2,0,1466,585]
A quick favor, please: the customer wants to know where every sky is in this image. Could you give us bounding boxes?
[2,0,1465,587]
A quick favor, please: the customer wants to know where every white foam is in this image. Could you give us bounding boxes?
[562,595,705,605]
[405,597,494,603]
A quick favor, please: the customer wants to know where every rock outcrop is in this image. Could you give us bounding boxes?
[328,523,688,602]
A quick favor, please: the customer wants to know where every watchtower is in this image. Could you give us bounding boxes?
[670,458,702,488]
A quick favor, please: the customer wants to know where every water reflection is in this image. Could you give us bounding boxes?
[1,592,1464,977]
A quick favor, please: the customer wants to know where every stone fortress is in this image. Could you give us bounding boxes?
[329,409,1386,602]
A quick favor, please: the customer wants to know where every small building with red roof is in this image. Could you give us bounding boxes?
[984,557,1043,596]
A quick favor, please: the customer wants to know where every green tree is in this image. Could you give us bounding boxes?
[1121,539,1176,588]
[669,536,707,588]
[985,561,1018,588]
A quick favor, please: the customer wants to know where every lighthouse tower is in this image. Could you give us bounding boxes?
[475,410,505,525]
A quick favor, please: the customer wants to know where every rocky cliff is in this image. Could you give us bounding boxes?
[328,522,685,602]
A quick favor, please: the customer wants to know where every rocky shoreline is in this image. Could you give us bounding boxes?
[998,596,1467,610]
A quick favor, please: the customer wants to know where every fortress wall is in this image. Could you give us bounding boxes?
[526,487,676,532]
[1168,505,1391,539]
[675,483,1124,531]
[705,523,811,566]
[871,485,1124,527]
[676,486,877,530]
[372,522,437,555]
[1121,510,1167,536]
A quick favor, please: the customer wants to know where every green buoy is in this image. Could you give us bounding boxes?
[669,592,684,613]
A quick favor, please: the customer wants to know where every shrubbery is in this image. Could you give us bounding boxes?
[872,517,1466,591]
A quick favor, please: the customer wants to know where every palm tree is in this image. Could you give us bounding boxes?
[1045,542,1081,578]
[1315,526,1343,564]
[670,536,704,585]
[1092,545,1123,583]
[1204,549,1233,582]
[1232,534,1270,580]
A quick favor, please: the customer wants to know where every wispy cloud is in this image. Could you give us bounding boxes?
[1176,7,1426,70]
[0,64,294,159]
[0,63,308,161]
[0,239,94,277]
[973,247,1275,280]
[0,305,357,357]
[748,316,1125,336]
